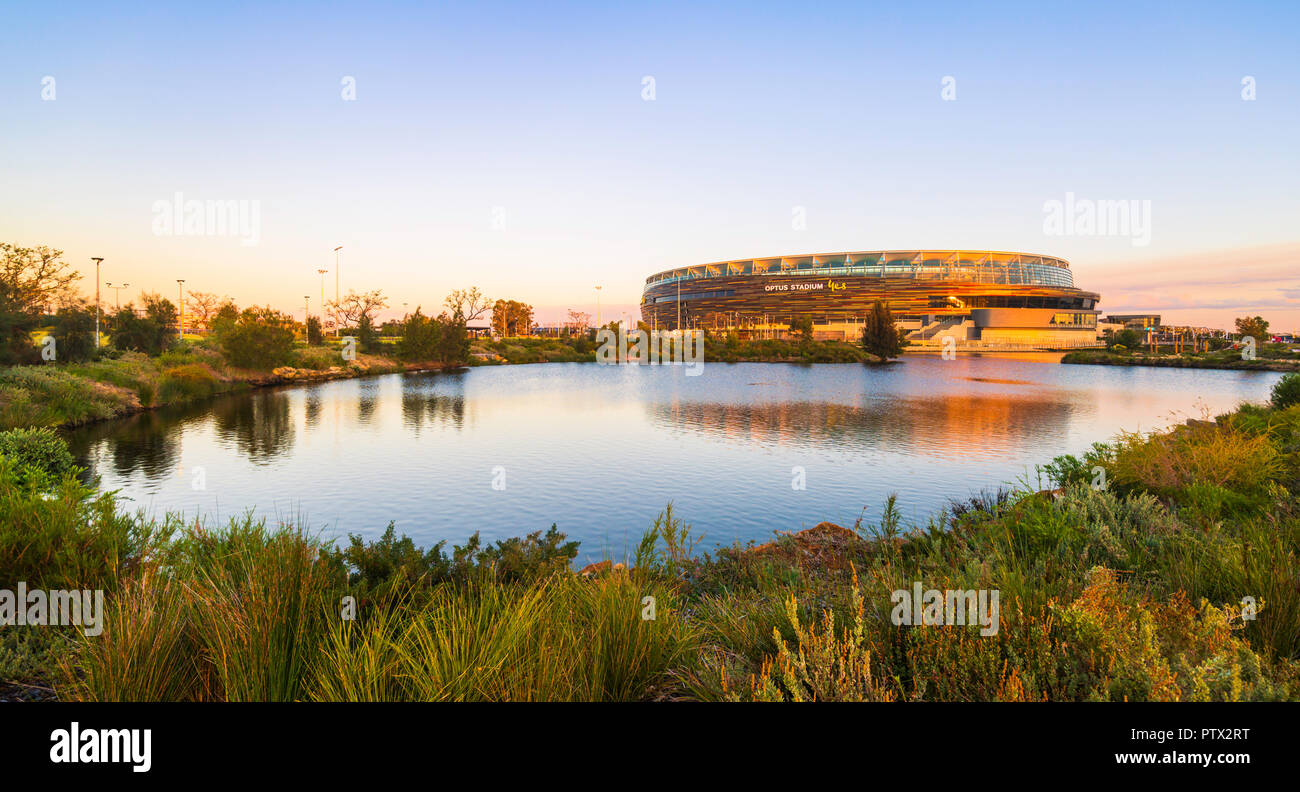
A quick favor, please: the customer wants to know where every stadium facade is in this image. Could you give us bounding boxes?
[640,250,1102,348]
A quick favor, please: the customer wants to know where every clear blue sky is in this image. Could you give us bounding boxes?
[2,1,1297,328]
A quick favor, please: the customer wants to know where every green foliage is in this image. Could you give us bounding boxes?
[158,363,221,403]
[216,306,297,370]
[306,315,324,346]
[787,316,813,343]
[357,314,381,354]
[1108,327,1142,350]
[1235,315,1269,342]
[860,300,906,360]
[0,426,76,487]
[395,307,443,361]
[50,304,98,362]
[0,455,151,592]
[110,294,178,356]
[0,364,136,429]
[1272,372,1300,410]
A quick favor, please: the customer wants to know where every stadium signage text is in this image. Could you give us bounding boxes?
[764,281,826,293]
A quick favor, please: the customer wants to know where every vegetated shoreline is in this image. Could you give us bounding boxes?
[0,349,467,434]
[3,373,1298,702]
[1062,349,1300,372]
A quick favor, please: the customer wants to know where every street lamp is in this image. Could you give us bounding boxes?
[594,285,602,327]
[91,258,104,348]
[333,246,342,336]
[305,296,311,332]
[176,279,185,341]
[317,269,328,327]
[106,282,129,310]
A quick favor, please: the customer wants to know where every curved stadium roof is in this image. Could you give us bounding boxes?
[645,250,1075,289]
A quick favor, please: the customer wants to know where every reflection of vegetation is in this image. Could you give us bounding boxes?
[400,390,465,432]
[211,390,294,463]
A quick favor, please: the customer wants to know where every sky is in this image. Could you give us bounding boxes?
[2,1,1297,329]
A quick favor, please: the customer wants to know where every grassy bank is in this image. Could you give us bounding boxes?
[0,342,448,431]
[471,334,882,365]
[1063,347,1300,371]
[3,373,1299,701]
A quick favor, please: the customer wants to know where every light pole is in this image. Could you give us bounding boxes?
[106,282,129,310]
[92,257,104,348]
[594,285,602,327]
[305,296,311,333]
[176,279,185,341]
[333,246,342,336]
[317,268,328,328]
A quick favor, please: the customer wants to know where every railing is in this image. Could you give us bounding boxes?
[647,262,1074,289]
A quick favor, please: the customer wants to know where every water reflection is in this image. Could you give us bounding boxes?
[651,395,1079,456]
[59,359,1282,552]
[400,371,467,432]
[212,390,294,464]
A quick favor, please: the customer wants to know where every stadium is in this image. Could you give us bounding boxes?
[640,249,1103,348]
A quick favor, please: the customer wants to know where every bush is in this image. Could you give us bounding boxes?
[217,307,296,370]
[50,305,98,362]
[859,300,906,360]
[0,426,76,485]
[1272,372,1300,409]
[109,294,177,356]
[158,363,221,404]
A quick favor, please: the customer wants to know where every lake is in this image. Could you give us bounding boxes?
[63,356,1282,565]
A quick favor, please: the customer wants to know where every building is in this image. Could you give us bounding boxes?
[640,250,1102,348]
[1104,314,1161,330]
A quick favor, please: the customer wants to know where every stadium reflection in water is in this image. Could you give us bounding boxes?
[62,358,1281,564]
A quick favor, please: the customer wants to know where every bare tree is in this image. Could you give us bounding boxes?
[444,287,491,321]
[0,243,81,312]
[186,290,226,329]
[328,288,389,328]
[566,309,591,334]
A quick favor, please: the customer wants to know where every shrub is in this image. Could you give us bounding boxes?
[860,300,906,360]
[50,305,98,362]
[217,307,296,370]
[0,454,147,591]
[0,426,76,485]
[1272,372,1300,409]
[158,363,221,404]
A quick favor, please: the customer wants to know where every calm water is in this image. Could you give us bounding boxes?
[64,356,1282,564]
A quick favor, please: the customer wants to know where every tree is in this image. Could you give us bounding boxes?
[445,287,491,322]
[437,310,470,364]
[110,293,178,356]
[185,291,226,329]
[51,303,97,362]
[566,309,591,335]
[0,243,81,364]
[860,301,906,360]
[1109,327,1141,351]
[328,289,389,330]
[1235,316,1270,343]
[491,299,534,336]
[306,315,324,345]
[357,314,381,354]
[216,306,296,369]
[0,244,81,312]
[788,316,814,343]
[396,307,442,361]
